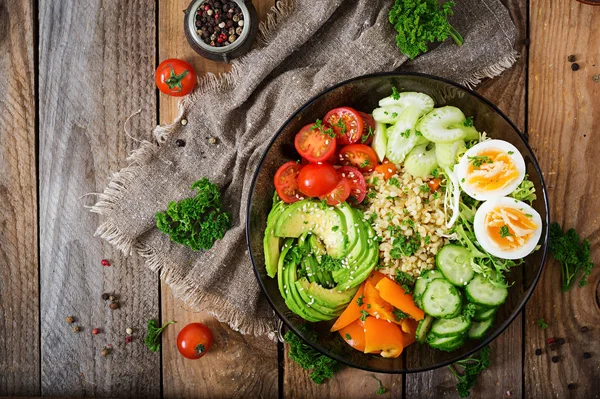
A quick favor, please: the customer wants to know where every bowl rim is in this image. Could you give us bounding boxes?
[246,71,550,374]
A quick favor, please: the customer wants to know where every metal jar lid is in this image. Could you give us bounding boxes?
[184,0,258,63]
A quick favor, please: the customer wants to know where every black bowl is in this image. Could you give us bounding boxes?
[246,72,549,373]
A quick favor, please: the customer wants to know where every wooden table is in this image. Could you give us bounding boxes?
[1,0,598,397]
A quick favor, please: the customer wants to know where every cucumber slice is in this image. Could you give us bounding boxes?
[386,122,418,164]
[379,92,435,110]
[417,106,469,144]
[430,315,472,337]
[467,316,495,340]
[404,143,438,178]
[373,106,405,124]
[465,274,508,307]
[416,315,435,344]
[414,269,444,308]
[435,140,466,168]
[436,245,475,286]
[427,333,465,352]
[463,126,480,141]
[421,279,462,319]
[473,307,497,322]
[371,121,387,162]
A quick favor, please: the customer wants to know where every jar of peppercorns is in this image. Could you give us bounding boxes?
[184,0,258,63]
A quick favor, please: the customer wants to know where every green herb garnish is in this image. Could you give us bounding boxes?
[373,376,387,395]
[464,116,474,127]
[360,310,370,322]
[536,318,549,330]
[468,155,493,168]
[394,271,416,293]
[393,308,409,320]
[549,222,595,291]
[448,346,491,398]
[144,319,176,352]
[388,177,400,188]
[356,294,364,307]
[391,86,401,100]
[400,129,411,138]
[499,225,512,238]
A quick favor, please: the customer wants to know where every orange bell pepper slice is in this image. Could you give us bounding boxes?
[330,284,364,332]
[375,277,425,321]
[374,159,397,180]
[364,317,405,358]
[366,270,388,286]
[401,318,418,335]
[363,279,398,324]
[402,331,416,347]
[338,319,367,352]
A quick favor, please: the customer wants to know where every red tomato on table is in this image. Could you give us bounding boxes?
[324,107,364,145]
[297,163,339,197]
[177,323,214,360]
[274,161,304,203]
[294,123,337,163]
[339,144,378,172]
[155,59,197,97]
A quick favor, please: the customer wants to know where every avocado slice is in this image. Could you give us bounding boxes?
[296,278,358,309]
[274,200,347,258]
[264,201,287,278]
[295,280,344,319]
[277,238,294,300]
[285,252,331,322]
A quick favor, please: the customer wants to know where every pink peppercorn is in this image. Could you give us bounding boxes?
[204,4,209,10]
[101,259,111,266]
[126,336,133,343]
[92,328,100,335]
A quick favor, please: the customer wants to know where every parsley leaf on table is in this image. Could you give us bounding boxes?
[144,319,175,352]
[548,222,595,291]
[448,345,491,398]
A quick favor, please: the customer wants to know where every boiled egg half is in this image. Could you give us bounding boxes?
[456,140,526,201]
[474,197,542,260]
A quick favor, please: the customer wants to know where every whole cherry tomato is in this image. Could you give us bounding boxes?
[155,59,197,97]
[177,323,214,360]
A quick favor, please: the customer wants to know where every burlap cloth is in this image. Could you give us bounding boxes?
[92,0,518,338]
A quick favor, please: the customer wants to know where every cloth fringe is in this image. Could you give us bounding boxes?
[459,50,519,89]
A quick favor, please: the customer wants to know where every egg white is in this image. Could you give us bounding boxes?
[456,140,526,201]
[474,197,542,260]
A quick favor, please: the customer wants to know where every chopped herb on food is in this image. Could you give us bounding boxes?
[400,129,411,138]
[389,0,463,59]
[155,178,231,251]
[285,325,342,384]
[394,271,416,293]
[448,345,491,398]
[391,86,401,100]
[468,155,493,168]
[360,159,371,168]
[548,222,594,292]
[499,225,512,238]
[464,116,474,127]
[362,126,375,143]
[360,310,370,322]
[319,255,343,272]
[388,177,400,188]
[357,294,364,307]
[312,119,323,130]
[345,333,352,340]
[536,318,549,329]
[332,225,339,232]
[145,320,176,352]
[393,308,409,320]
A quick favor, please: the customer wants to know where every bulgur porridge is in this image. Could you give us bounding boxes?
[362,168,449,278]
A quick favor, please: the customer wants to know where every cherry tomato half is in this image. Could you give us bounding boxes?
[297,163,339,197]
[177,323,214,360]
[155,59,197,97]
[324,107,364,145]
[374,159,398,180]
[274,161,304,203]
[337,166,366,204]
[428,178,441,192]
[319,177,351,206]
[294,123,337,163]
[339,144,378,172]
[358,112,376,145]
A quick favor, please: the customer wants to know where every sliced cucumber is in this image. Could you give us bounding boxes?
[430,315,472,337]
[386,123,418,164]
[379,91,435,111]
[404,143,438,178]
[436,245,475,286]
[371,121,388,162]
[417,106,469,144]
[414,269,444,308]
[373,106,405,124]
[427,333,465,352]
[467,316,495,340]
[463,126,480,141]
[465,274,508,307]
[416,315,435,344]
[473,307,497,322]
[421,279,462,319]
[435,140,466,168]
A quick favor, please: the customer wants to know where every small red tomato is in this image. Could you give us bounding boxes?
[155,59,197,97]
[339,144,378,172]
[177,323,214,360]
[297,163,340,197]
[318,177,351,206]
[274,161,303,204]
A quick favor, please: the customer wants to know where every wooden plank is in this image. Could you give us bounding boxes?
[158,1,278,398]
[525,1,600,398]
[0,0,39,395]
[38,0,160,396]
[404,1,528,397]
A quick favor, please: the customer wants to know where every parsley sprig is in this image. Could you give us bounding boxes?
[549,222,595,291]
[144,319,176,352]
[448,346,491,398]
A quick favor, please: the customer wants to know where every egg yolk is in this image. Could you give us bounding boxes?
[467,149,520,192]
[484,207,538,250]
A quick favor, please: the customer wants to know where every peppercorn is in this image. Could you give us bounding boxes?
[101,293,109,300]
[546,337,555,345]
[125,336,134,343]
[73,326,81,333]
[567,54,576,62]
[238,20,244,27]
[583,352,592,359]
[101,348,110,357]
[571,63,580,71]
[232,14,239,22]
[209,137,217,144]
[557,338,565,346]
[228,34,236,43]
[581,326,589,333]
[236,27,243,35]
[175,139,186,147]
[92,328,100,335]
[109,302,120,310]
[551,356,559,363]
[535,348,542,356]
[126,327,133,335]
[101,259,111,266]
[66,316,75,324]
[568,383,576,390]
[108,295,115,301]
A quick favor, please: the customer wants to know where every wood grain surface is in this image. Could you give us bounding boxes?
[158,1,278,398]
[525,1,600,398]
[0,0,39,395]
[38,0,160,396]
